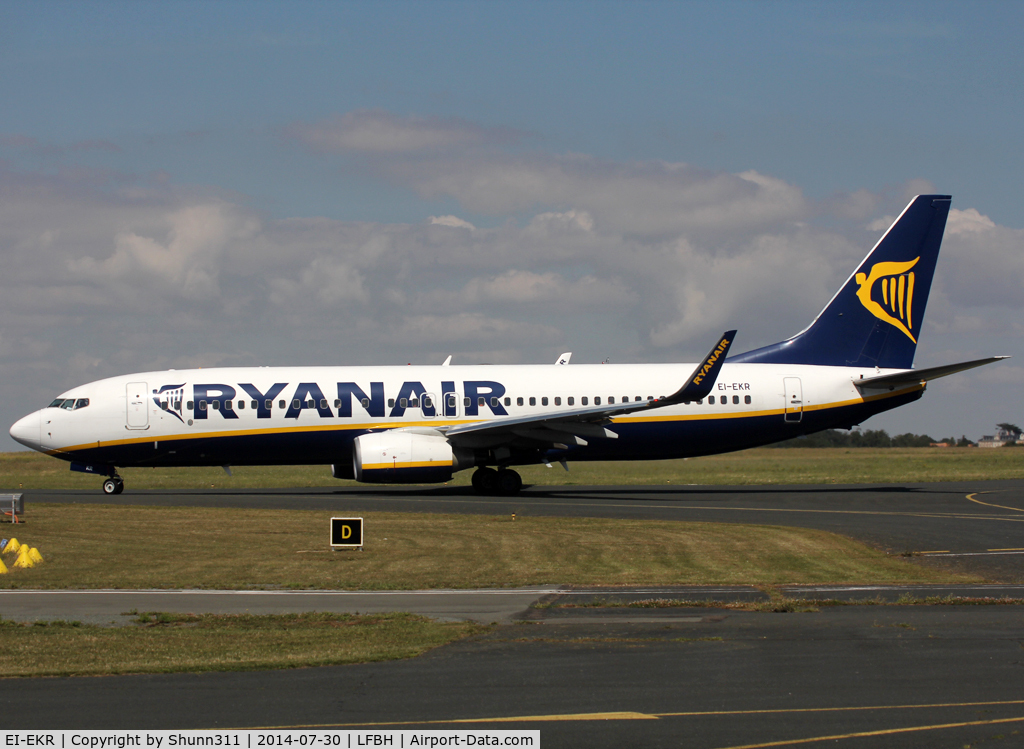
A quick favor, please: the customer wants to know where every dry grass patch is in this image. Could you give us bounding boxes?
[0,504,974,590]
[0,612,484,677]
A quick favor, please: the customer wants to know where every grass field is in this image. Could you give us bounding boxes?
[1,446,1022,492]
[0,504,974,590]
[0,612,485,678]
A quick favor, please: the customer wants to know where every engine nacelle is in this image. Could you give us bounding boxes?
[353,431,455,484]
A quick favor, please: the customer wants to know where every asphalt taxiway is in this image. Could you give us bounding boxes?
[5,604,1024,748]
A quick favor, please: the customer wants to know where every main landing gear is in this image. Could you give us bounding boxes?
[102,475,124,495]
[471,467,523,496]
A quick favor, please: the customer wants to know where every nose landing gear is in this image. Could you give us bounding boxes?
[471,467,522,496]
[102,476,124,495]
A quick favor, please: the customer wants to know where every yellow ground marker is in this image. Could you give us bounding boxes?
[13,546,33,568]
[27,547,43,563]
[0,557,7,574]
[3,538,20,554]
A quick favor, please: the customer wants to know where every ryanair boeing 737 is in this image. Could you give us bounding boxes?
[9,195,1007,495]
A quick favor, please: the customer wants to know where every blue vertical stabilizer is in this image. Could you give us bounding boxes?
[729,195,951,369]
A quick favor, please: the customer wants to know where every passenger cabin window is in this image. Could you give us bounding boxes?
[188,401,195,410]
[490,397,498,407]
[237,400,245,410]
[321,399,329,409]
[581,397,588,406]
[554,397,561,406]
[362,398,371,408]
[504,397,511,406]
[567,397,574,406]
[464,397,471,407]
[529,397,536,406]
[388,398,395,408]
[278,400,286,409]
[423,396,432,408]
[199,400,208,410]
[608,397,615,404]
[733,396,739,405]
[264,400,272,410]
[709,396,715,404]
[517,397,524,406]
[400,398,408,408]
[745,395,751,405]
[540,397,547,406]
[293,399,301,409]
[478,397,485,407]
[448,395,457,408]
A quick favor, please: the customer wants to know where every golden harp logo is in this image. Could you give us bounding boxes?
[854,257,920,343]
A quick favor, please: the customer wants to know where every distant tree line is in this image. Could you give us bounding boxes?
[769,429,978,448]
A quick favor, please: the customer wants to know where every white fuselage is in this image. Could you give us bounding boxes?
[10,362,922,470]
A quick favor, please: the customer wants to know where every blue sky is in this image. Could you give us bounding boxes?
[1,0,1022,446]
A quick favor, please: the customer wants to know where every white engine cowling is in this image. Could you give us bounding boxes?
[353,431,455,484]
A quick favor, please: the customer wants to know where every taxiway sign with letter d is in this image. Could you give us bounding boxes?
[331,517,363,549]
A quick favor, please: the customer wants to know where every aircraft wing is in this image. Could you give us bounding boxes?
[854,356,1009,391]
[443,331,736,449]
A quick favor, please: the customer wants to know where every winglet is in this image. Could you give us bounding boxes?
[555,352,572,365]
[664,330,737,404]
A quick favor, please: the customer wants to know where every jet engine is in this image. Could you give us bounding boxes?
[352,430,457,484]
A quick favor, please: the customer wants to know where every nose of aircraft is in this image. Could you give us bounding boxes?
[9,411,41,451]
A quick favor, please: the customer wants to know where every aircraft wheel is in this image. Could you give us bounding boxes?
[102,478,119,495]
[496,469,522,496]
[471,467,499,495]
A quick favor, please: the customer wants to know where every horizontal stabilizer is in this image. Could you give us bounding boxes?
[855,356,1009,390]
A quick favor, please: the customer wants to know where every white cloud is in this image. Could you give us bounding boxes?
[429,215,476,230]
[946,207,996,235]
[286,110,522,154]
[393,153,807,238]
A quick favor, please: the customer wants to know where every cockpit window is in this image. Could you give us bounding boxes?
[48,397,89,410]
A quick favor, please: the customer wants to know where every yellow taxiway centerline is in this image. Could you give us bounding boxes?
[243,697,1024,729]
[967,492,1024,513]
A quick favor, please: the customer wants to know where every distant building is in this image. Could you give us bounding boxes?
[978,425,1024,448]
